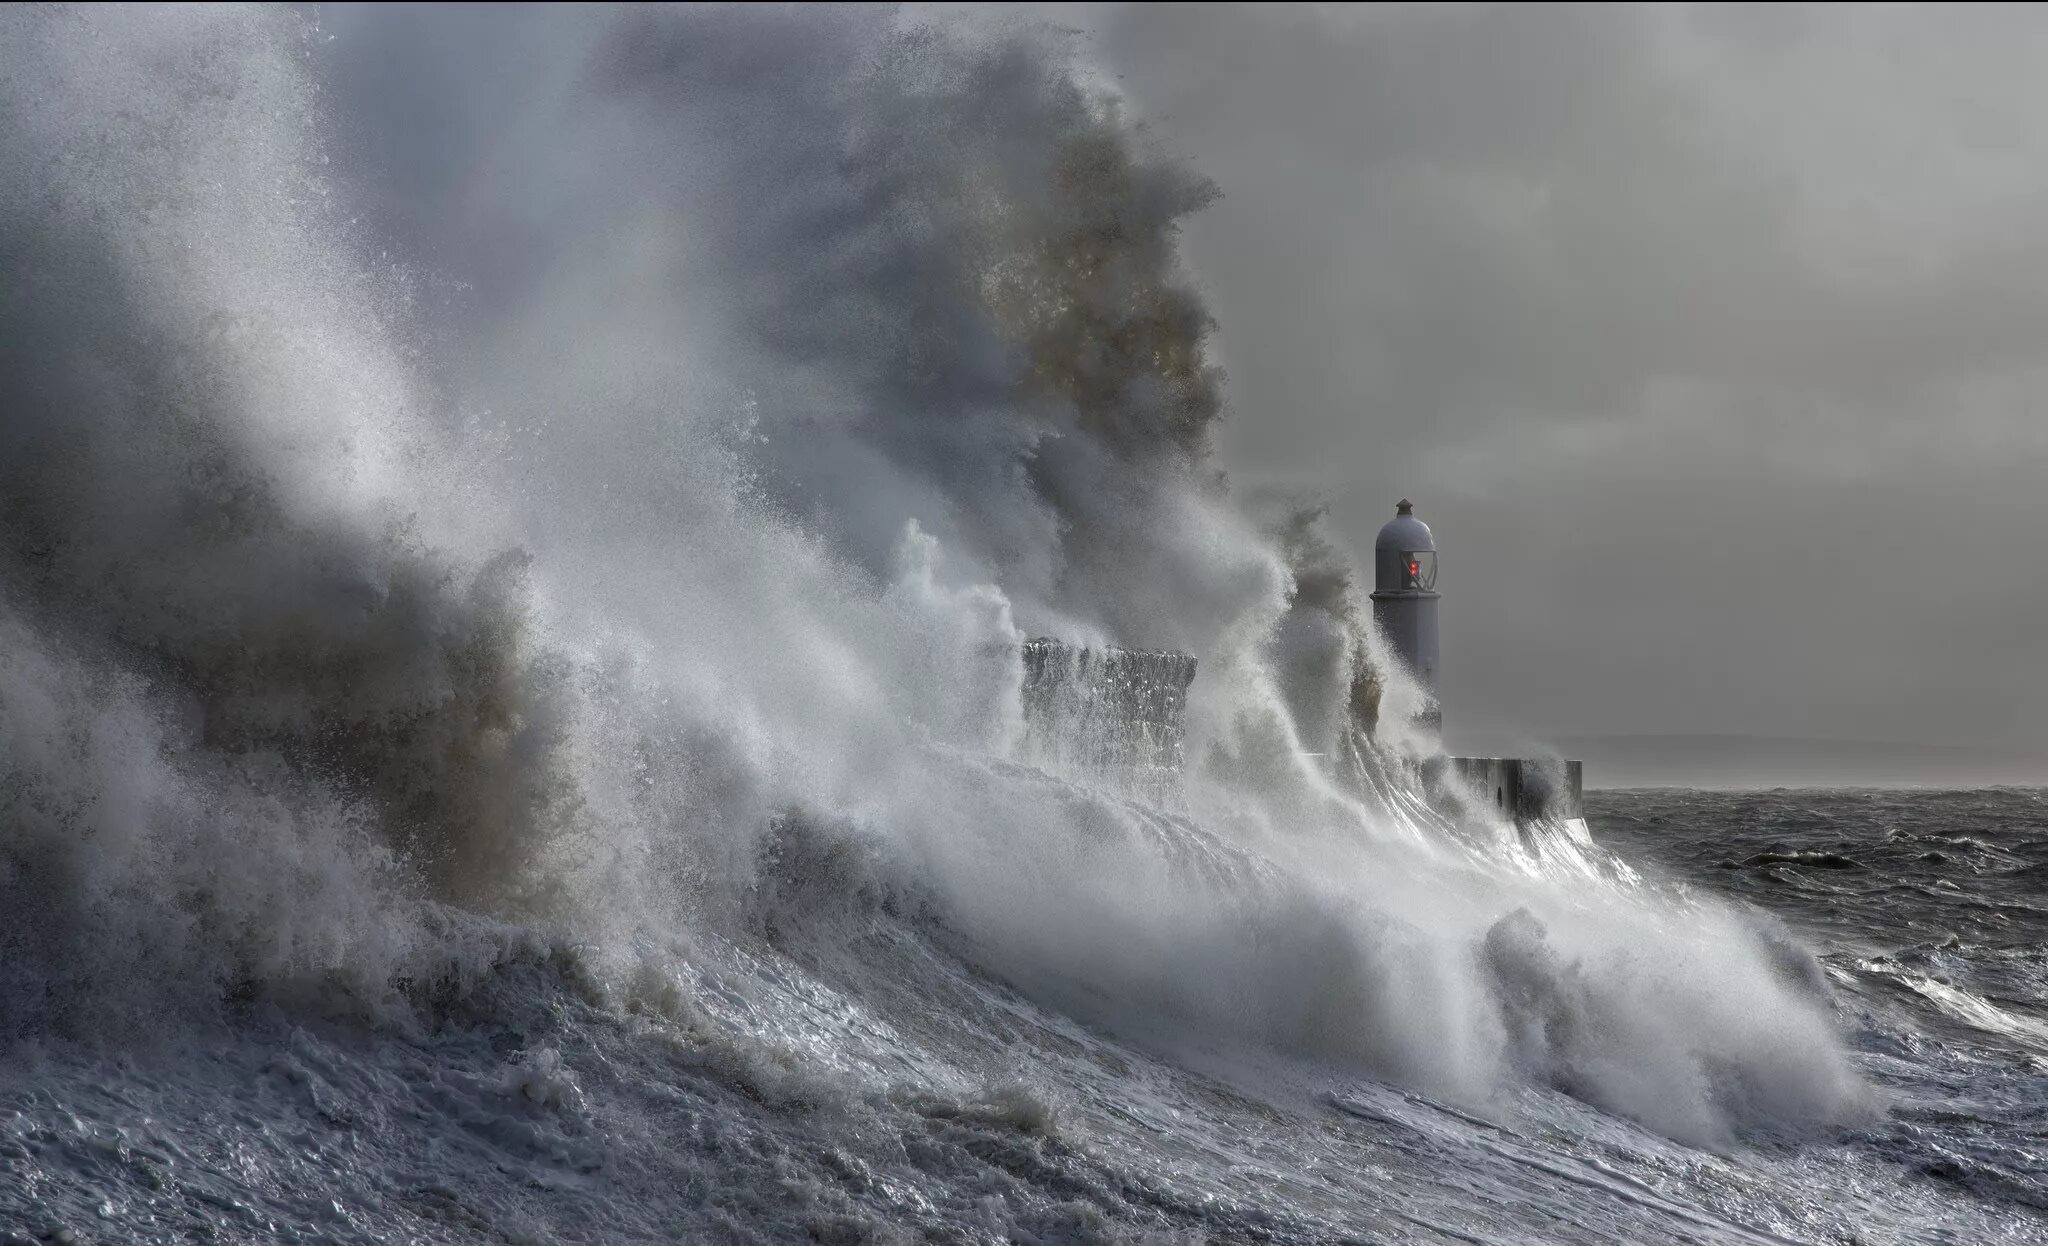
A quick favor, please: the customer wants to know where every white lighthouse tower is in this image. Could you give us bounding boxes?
[1368,496,1581,830]
[1370,499,1441,730]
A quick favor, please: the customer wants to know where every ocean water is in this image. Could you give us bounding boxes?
[3,788,2043,1244]
[2,6,2043,1244]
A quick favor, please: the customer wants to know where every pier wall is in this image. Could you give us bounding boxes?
[1431,756,1585,823]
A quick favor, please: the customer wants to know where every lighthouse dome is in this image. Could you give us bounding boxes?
[1375,499,1435,553]
[1372,499,1438,595]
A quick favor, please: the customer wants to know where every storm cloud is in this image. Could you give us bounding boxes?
[299,2,2048,763]
[1087,3,2048,756]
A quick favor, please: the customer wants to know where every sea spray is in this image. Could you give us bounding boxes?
[0,4,1874,1158]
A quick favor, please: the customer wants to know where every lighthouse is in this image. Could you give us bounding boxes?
[1370,499,1441,730]
[1366,496,1582,830]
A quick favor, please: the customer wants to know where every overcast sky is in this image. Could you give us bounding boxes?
[1070,3,2048,753]
[311,3,2048,758]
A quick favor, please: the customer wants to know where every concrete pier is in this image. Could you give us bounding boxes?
[1018,637,1197,776]
[1428,756,1584,823]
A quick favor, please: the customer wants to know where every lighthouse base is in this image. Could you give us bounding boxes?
[1427,756,1584,830]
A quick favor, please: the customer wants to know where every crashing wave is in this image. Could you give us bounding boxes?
[0,3,1874,1169]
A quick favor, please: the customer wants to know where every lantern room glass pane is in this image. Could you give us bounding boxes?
[1404,550,1437,590]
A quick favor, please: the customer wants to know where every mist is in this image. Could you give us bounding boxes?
[0,2,1890,1153]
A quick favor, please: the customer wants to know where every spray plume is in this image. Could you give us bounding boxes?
[0,4,1870,1144]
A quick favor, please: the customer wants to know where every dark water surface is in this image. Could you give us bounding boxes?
[4,788,2044,1245]
[1591,788,2048,1229]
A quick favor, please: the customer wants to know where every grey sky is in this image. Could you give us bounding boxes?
[307,3,2048,758]
[1081,3,2048,753]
